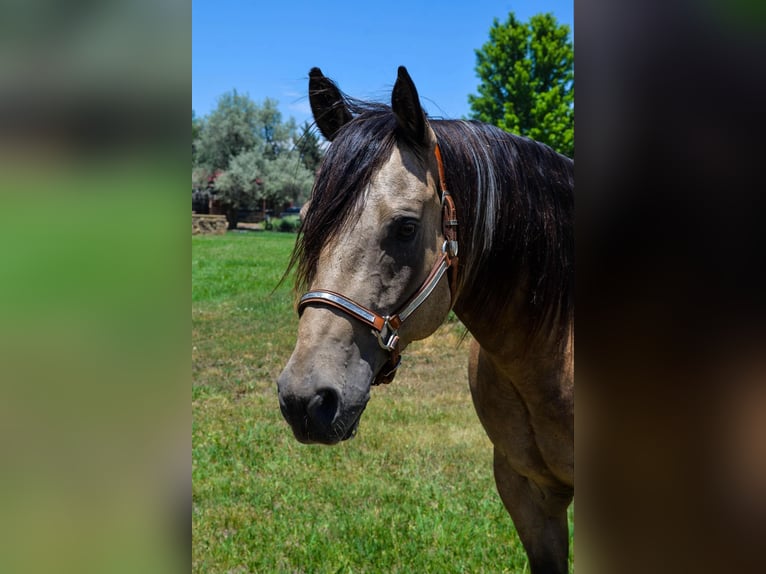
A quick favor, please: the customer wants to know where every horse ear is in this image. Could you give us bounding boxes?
[392,66,428,146]
[309,67,352,141]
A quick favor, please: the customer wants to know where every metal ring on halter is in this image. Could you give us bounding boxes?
[442,239,458,258]
[376,317,400,352]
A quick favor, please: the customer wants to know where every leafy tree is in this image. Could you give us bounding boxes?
[192,109,202,166]
[195,90,262,172]
[213,148,314,228]
[259,151,314,205]
[468,12,574,157]
[255,98,297,159]
[192,165,211,190]
[213,149,262,227]
[193,90,317,228]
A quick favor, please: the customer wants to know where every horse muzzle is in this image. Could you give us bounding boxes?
[276,370,369,445]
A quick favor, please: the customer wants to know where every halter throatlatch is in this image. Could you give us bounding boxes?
[298,142,458,385]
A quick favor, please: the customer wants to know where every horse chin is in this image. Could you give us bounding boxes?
[291,414,361,445]
[341,416,361,441]
[332,402,366,443]
[285,397,367,445]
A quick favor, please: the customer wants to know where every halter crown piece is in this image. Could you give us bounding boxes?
[298,142,459,385]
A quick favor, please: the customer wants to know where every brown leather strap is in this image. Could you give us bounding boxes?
[435,143,458,299]
[298,290,388,332]
[434,143,447,191]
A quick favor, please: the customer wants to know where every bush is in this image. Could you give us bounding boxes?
[277,216,300,233]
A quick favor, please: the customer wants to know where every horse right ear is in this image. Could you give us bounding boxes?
[308,68,352,141]
[392,66,428,146]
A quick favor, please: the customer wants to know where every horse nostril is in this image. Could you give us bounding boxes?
[306,387,340,428]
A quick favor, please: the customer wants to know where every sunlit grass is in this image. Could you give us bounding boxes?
[192,231,573,573]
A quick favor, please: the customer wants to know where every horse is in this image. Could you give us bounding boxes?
[277,66,574,574]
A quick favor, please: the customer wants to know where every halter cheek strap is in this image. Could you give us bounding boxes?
[298,142,458,386]
[435,143,459,300]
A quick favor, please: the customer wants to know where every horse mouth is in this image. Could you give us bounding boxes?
[294,417,360,445]
[326,407,364,444]
[341,416,361,441]
[285,403,366,445]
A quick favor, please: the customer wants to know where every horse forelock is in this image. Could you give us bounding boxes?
[290,105,402,294]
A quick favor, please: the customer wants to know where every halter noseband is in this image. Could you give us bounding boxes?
[297,142,459,386]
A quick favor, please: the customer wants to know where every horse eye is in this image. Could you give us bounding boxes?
[397,220,418,240]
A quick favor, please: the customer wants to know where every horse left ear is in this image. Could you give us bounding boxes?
[309,67,352,141]
[392,66,428,146]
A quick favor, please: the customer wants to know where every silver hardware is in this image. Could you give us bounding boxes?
[397,256,450,324]
[299,291,377,325]
[376,316,399,351]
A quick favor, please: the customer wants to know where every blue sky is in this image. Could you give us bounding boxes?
[192,1,573,126]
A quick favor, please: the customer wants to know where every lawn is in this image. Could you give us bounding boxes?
[192,231,573,573]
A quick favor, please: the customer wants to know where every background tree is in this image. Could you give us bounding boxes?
[259,151,315,206]
[192,165,211,192]
[195,90,262,172]
[213,148,314,220]
[194,91,317,228]
[213,149,262,227]
[468,12,574,158]
[255,98,297,159]
[192,109,203,166]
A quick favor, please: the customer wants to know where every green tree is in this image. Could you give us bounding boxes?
[468,12,574,158]
[259,151,315,206]
[195,90,262,172]
[192,165,210,191]
[192,109,202,166]
[213,149,262,227]
[255,98,297,159]
[214,148,314,228]
[194,91,317,228]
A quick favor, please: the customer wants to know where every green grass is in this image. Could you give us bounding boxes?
[192,232,573,573]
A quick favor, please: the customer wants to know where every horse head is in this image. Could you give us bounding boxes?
[276,67,455,444]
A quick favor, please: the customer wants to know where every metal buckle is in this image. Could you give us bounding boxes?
[442,239,458,259]
[441,195,458,258]
[376,316,400,351]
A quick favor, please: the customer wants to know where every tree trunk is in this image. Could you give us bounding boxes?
[225,205,239,230]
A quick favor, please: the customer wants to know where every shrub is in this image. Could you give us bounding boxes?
[277,216,300,233]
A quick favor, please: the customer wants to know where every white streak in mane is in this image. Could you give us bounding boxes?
[456,120,501,281]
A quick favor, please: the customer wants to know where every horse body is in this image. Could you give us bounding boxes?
[277,67,573,574]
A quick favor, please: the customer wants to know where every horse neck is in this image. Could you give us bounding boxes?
[453,274,548,354]
[453,280,574,394]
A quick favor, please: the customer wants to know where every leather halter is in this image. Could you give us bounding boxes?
[298,143,459,385]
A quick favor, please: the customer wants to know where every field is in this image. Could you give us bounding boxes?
[192,232,573,573]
